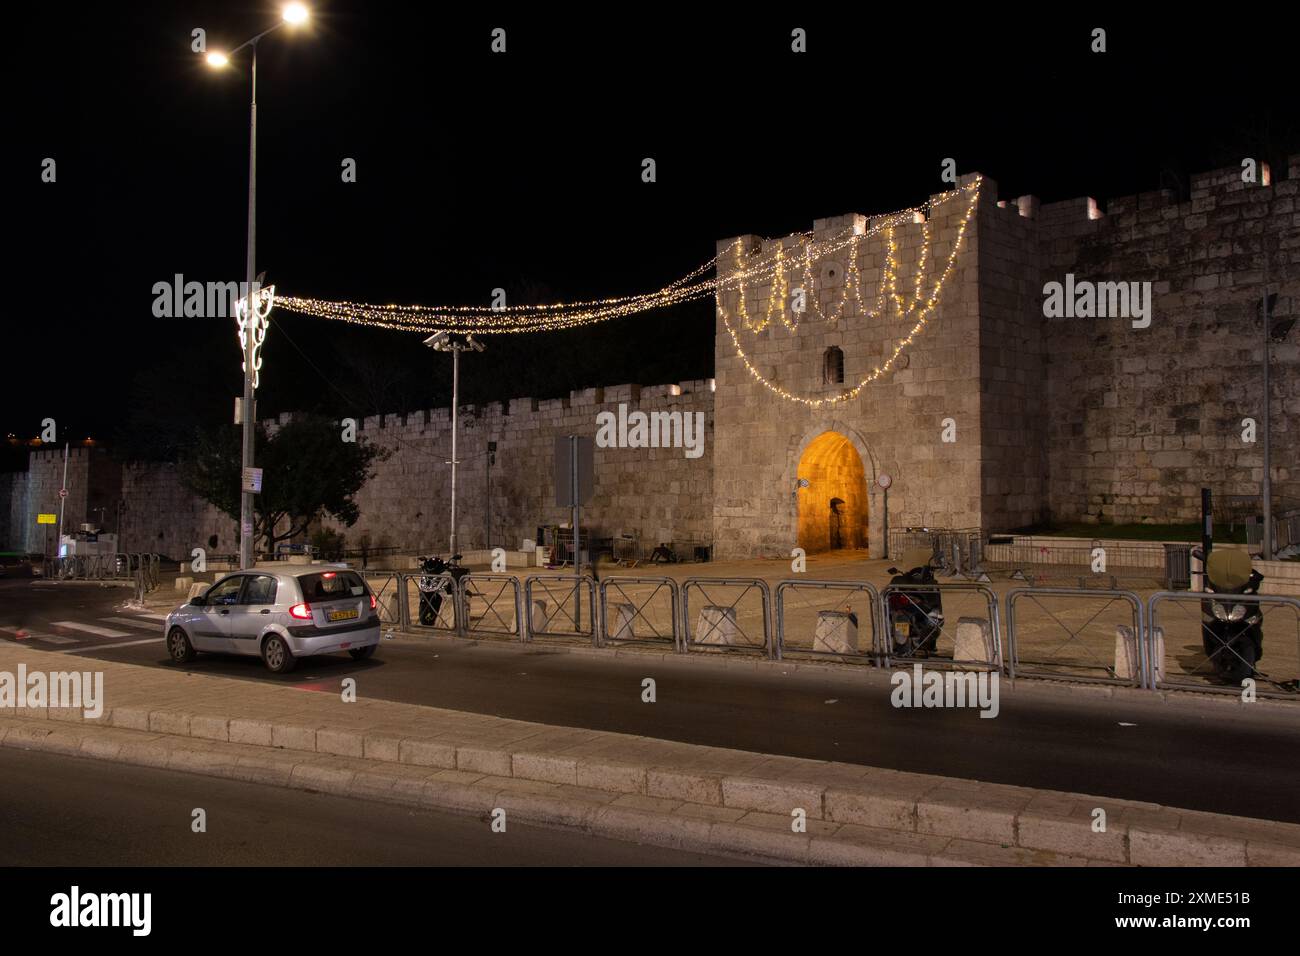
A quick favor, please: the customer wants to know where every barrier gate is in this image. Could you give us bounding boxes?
[524,574,596,644]
[598,576,680,651]
[773,579,880,662]
[1005,587,1145,687]
[680,578,772,657]
[1146,591,1300,698]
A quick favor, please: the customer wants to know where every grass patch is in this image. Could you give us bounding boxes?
[1009,522,1248,544]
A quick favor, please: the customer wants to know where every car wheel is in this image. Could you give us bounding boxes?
[167,627,197,664]
[348,645,376,661]
[262,634,297,673]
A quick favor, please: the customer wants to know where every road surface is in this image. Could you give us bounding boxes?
[4,579,1298,823]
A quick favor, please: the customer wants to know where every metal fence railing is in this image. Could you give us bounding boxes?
[1146,591,1300,698]
[459,573,523,640]
[355,569,1299,698]
[680,578,772,657]
[598,576,680,650]
[878,582,1003,671]
[773,579,880,663]
[1005,587,1146,686]
[524,574,596,643]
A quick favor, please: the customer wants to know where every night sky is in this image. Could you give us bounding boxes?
[10,3,1297,466]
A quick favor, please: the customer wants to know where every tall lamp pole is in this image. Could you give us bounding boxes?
[424,332,486,556]
[205,3,312,569]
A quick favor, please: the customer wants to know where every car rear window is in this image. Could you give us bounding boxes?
[299,570,367,601]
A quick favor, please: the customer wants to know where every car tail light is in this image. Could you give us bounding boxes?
[289,603,312,620]
[888,594,910,610]
[369,592,377,611]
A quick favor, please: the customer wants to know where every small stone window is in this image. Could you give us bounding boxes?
[823,346,844,385]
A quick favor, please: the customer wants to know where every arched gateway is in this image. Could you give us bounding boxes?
[796,431,868,552]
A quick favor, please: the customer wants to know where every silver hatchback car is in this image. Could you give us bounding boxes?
[165,567,381,673]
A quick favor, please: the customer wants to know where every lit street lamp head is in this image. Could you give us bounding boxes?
[205,51,229,68]
[283,3,310,25]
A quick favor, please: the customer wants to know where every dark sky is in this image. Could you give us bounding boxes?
[10,3,1297,463]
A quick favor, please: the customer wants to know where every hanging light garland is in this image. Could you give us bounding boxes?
[272,181,978,338]
[271,180,981,406]
[716,179,981,407]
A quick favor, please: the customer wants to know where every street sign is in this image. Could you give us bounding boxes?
[58,488,68,499]
[554,436,594,507]
[37,513,56,525]
[241,467,263,494]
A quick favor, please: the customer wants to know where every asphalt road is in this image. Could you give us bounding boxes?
[4,579,1299,823]
[0,747,743,866]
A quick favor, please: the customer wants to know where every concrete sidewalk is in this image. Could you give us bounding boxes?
[3,642,1297,866]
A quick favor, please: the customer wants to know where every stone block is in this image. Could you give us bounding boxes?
[694,605,738,646]
[952,617,995,669]
[812,610,858,654]
[607,602,636,642]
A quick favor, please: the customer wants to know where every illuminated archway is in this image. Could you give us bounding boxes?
[796,431,868,553]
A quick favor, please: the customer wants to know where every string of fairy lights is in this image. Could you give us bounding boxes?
[272,179,982,405]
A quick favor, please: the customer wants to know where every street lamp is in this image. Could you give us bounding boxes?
[204,4,312,570]
[423,332,486,557]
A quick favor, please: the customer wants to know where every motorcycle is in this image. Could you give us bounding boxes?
[416,553,472,626]
[885,548,944,658]
[1195,548,1264,684]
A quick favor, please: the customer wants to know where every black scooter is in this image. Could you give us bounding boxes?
[416,553,471,626]
[1195,548,1265,684]
[885,549,945,658]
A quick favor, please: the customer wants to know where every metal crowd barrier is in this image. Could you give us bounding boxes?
[597,576,680,650]
[1146,591,1300,698]
[458,573,524,640]
[773,579,880,663]
[363,571,409,628]
[524,574,596,643]
[878,582,1002,670]
[679,577,772,657]
[1005,587,1145,687]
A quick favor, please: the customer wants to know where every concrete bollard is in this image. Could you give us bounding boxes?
[813,610,858,654]
[608,602,636,642]
[695,605,739,646]
[1151,626,1165,683]
[186,582,207,601]
[953,617,995,670]
[1114,625,1140,681]
[381,594,401,625]
[529,598,549,635]
[1115,625,1164,683]
[175,576,193,593]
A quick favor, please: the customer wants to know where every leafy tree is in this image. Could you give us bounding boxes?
[180,416,388,555]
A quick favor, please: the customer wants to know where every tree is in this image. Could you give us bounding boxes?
[180,416,388,556]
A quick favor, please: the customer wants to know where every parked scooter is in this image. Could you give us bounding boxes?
[1194,548,1265,684]
[416,553,472,626]
[885,548,945,657]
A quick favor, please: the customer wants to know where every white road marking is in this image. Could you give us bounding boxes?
[100,617,165,631]
[59,637,160,653]
[50,621,132,638]
[132,612,169,621]
[0,627,76,645]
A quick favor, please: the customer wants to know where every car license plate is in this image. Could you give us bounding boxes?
[328,608,359,622]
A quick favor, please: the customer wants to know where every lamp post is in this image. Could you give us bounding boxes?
[205,3,312,569]
[423,332,486,556]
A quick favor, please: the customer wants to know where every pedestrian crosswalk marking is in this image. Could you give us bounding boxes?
[50,621,132,638]
[100,617,164,631]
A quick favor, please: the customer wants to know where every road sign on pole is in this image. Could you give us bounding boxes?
[241,467,263,494]
[554,436,594,507]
